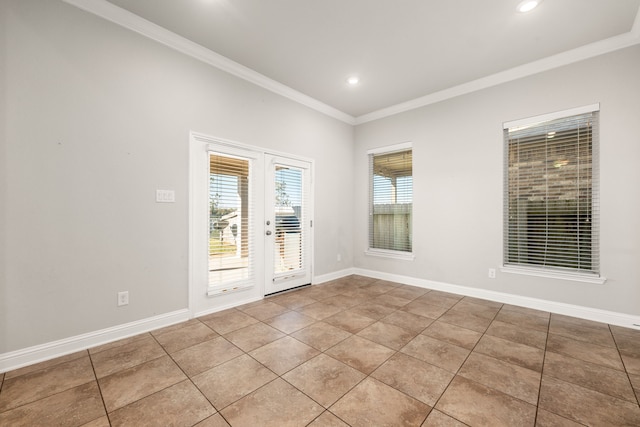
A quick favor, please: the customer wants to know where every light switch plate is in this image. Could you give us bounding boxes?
[156,189,175,203]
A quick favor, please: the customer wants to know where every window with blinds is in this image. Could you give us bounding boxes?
[504,107,599,277]
[273,165,305,275]
[369,145,413,254]
[208,153,253,290]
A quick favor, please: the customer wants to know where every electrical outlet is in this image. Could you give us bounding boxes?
[117,291,129,306]
[488,268,496,279]
[337,254,342,262]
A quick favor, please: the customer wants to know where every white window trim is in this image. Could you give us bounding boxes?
[502,103,603,284]
[365,248,415,261]
[367,141,412,155]
[503,103,600,129]
[501,265,606,285]
[367,142,414,260]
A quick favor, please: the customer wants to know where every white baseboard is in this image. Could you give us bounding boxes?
[354,268,640,330]
[4,267,638,374]
[0,274,340,374]
[0,309,190,374]
[313,268,355,285]
[193,295,263,319]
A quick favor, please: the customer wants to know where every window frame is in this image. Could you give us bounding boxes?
[501,104,605,284]
[365,142,415,261]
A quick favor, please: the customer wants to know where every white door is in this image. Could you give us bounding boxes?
[192,139,312,305]
[264,155,313,294]
[205,146,264,297]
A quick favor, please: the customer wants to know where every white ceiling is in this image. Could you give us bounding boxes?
[85,0,640,123]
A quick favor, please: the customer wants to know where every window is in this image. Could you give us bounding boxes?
[503,104,602,282]
[368,143,413,258]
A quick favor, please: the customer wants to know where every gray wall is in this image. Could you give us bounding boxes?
[0,0,354,353]
[2,0,638,357]
[354,45,640,316]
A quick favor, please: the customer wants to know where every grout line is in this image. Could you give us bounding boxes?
[87,349,112,426]
[533,308,552,427]
[610,325,640,408]
[423,300,501,425]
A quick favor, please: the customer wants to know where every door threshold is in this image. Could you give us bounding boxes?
[264,283,311,297]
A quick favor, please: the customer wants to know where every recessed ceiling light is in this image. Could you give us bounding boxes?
[517,0,542,13]
[347,76,360,85]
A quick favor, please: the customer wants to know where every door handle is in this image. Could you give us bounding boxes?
[266,230,272,236]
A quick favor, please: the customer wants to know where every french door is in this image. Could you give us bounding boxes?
[264,155,312,294]
[196,137,312,305]
[206,146,262,297]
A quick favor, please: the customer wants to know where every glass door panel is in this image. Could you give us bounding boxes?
[264,155,312,294]
[208,153,253,292]
[274,165,303,274]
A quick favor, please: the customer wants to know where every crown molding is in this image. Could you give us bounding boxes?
[63,0,639,128]
[62,0,356,125]
[356,26,640,125]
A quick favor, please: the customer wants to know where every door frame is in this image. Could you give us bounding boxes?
[189,132,314,318]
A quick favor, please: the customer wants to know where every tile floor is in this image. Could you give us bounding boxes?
[1,275,640,426]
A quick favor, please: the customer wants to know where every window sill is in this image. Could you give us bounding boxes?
[365,249,415,261]
[500,266,606,285]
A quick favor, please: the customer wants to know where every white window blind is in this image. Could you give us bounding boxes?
[369,147,413,253]
[208,153,254,290]
[504,108,599,276]
[273,165,305,275]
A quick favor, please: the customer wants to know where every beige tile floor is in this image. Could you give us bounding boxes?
[1,275,640,426]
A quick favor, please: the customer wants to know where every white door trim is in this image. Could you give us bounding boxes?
[189,131,314,315]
